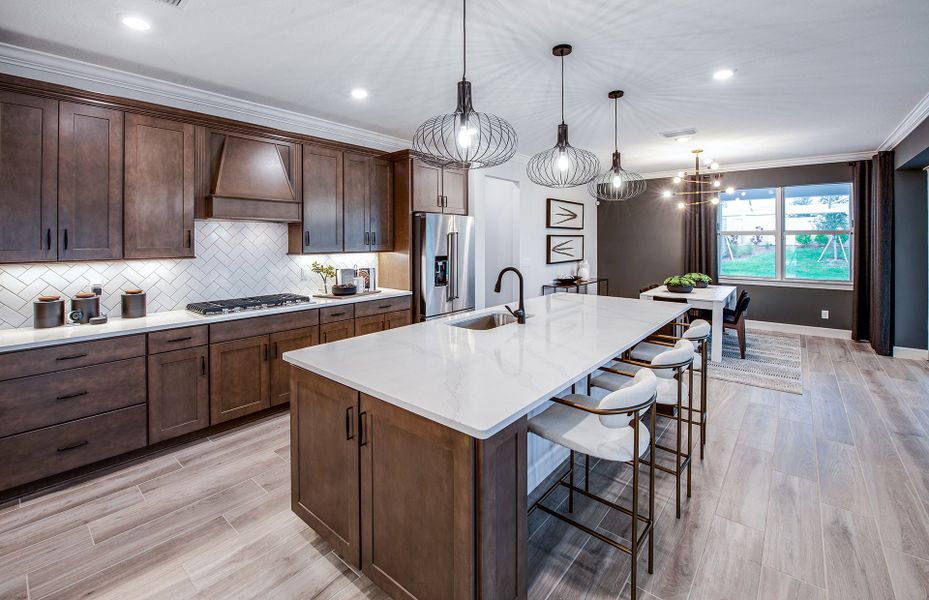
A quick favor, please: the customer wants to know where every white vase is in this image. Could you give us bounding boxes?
[577,260,590,279]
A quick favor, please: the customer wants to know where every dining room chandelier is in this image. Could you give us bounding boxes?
[411,0,518,169]
[526,44,600,188]
[587,91,646,201]
[661,149,733,209]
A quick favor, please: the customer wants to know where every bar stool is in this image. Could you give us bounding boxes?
[529,370,659,600]
[590,340,695,518]
[629,319,710,459]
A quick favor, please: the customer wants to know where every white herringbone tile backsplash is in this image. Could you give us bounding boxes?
[0,221,378,330]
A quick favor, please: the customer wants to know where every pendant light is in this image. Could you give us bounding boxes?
[411,0,518,170]
[526,44,599,188]
[587,91,646,201]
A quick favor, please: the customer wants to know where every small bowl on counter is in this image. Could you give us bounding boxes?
[330,283,357,296]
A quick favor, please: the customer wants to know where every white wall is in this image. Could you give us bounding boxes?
[470,159,599,493]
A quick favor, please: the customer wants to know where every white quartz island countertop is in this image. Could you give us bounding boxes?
[283,294,687,439]
[0,289,412,353]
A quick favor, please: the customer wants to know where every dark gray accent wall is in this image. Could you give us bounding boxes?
[893,167,928,350]
[598,162,854,330]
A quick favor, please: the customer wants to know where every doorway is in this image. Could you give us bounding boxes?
[482,177,520,307]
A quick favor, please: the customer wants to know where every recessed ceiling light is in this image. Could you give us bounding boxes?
[350,88,368,100]
[121,15,151,31]
[676,136,691,144]
[713,68,735,81]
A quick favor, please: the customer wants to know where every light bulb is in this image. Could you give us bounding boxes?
[456,125,473,149]
[676,136,690,144]
[556,151,571,172]
[713,68,735,81]
[611,174,622,188]
[677,171,685,178]
[713,180,721,188]
[121,15,151,30]
[710,197,720,205]
[661,190,672,199]
[710,162,720,170]
[673,176,682,184]
[677,201,685,210]
[725,186,735,194]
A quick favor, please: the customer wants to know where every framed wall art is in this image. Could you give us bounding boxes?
[546,235,584,264]
[546,198,584,229]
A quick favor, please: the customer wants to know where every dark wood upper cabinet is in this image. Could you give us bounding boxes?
[148,346,209,443]
[124,113,195,259]
[0,90,58,263]
[270,326,317,407]
[343,152,370,253]
[441,168,468,216]
[198,129,301,222]
[368,158,393,251]
[209,334,271,424]
[58,102,124,261]
[292,144,343,253]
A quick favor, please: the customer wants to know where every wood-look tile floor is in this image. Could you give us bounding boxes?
[1,335,927,599]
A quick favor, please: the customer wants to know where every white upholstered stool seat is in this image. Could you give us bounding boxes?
[629,320,710,369]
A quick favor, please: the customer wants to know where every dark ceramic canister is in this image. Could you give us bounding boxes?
[33,295,65,329]
[70,293,100,324]
[121,289,147,318]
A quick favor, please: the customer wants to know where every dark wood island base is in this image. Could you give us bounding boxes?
[290,368,528,600]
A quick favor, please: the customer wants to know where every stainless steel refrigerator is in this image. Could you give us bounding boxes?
[413,213,475,320]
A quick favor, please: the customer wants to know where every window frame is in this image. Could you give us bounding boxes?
[717,182,854,290]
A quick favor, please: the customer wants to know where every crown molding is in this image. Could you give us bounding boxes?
[879,90,929,151]
[640,151,875,180]
[0,42,410,152]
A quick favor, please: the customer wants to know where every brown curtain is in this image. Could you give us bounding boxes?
[851,151,894,355]
[684,175,718,279]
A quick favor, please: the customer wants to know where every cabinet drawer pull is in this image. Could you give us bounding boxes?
[330,311,346,317]
[371,231,376,245]
[437,195,442,207]
[185,229,192,249]
[57,440,89,453]
[166,336,193,343]
[377,304,391,309]
[304,231,310,247]
[359,411,368,447]
[63,229,69,251]
[56,390,88,401]
[56,353,88,361]
[201,355,206,376]
[272,342,278,359]
[263,344,269,361]
[364,231,369,245]
[46,228,52,250]
[346,406,355,440]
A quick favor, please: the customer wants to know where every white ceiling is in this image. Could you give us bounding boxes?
[2,0,929,173]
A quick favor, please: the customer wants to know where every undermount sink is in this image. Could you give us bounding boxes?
[448,312,527,330]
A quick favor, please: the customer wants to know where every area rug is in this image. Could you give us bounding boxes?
[708,329,803,394]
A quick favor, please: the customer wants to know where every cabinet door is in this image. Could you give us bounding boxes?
[384,310,412,330]
[302,144,343,253]
[148,346,209,443]
[319,320,354,344]
[368,157,392,251]
[0,91,57,263]
[343,152,370,252]
[411,159,442,213]
[210,335,271,424]
[442,167,468,215]
[124,113,195,258]
[58,102,124,261]
[270,326,318,407]
[291,369,361,567]
[353,314,385,337]
[359,394,475,600]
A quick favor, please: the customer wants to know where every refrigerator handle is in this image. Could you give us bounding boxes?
[450,231,460,300]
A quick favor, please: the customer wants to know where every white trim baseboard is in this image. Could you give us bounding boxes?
[0,42,410,152]
[893,346,929,360]
[879,89,929,151]
[746,319,851,339]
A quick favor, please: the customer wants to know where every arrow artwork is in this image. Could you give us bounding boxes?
[547,235,584,264]
[546,198,584,229]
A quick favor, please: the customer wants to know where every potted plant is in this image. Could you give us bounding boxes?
[311,261,337,294]
[685,272,713,288]
[664,275,695,293]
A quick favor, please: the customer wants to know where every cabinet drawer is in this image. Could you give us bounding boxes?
[148,326,209,354]
[320,304,355,324]
[209,309,319,343]
[0,357,146,438]
[354,296,411,318]
[0,404,147,491]
[0,335,146,381]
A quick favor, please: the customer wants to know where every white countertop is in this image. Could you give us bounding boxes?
[0,289,412,354]
[641,284,737,303]
[283,294,687,439]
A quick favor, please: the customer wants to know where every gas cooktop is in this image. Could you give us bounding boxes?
[186,293,313,316]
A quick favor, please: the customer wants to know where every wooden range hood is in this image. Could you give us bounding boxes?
[199,131,302,222]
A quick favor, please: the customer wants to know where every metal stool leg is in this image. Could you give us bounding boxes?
[569,450,575,513]
[701,341,708,458]
[585,454,590,493]
[675,373,683,518]
[631,416,639,600]
[687,366,693,499]
[648,404,656,575]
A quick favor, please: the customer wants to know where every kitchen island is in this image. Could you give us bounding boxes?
[283,293,687,600]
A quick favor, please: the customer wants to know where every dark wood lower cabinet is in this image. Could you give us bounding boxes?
[354,313,385,337]
[290,368,528,600]
[148,346,209,443]
[385,310,412,330]
[320,319,354,343]
[210,335,270,424]
[291,370,361,566]
[270,326,318,406]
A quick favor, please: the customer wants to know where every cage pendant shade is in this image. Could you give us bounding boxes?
[410,0,517,170]
[588,90,646,201]
[526,44,600,188]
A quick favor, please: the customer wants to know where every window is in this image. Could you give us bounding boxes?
[717,182,852,285]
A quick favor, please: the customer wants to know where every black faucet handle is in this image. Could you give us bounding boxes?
[504,304,517,318]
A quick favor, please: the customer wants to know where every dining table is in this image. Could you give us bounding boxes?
[639,284,738,362]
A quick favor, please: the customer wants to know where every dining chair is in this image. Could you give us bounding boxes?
[723,292,751,358]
